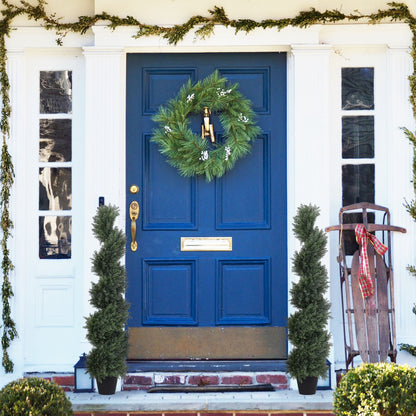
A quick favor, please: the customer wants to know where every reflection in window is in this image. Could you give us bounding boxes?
[39,167,72,210]
[39,70,73,259]
[342,67,374,110]
[341,66,375,254]
[40,71,72,114]
[39,216,71,259]
[342,116,374,159]
[39,119,72,162]
[342,164,374,206]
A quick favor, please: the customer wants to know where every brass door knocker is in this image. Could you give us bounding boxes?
[201,106,215,143]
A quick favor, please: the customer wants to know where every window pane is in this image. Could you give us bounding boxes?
[39,167,72,210]
[39,119,72,162]
[40,71,72,114]
[39,216,71,259]
[342,164,374,206]
[342,67,374,110]
[342,116,374,159]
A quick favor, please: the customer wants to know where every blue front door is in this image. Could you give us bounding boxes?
[126,53,287,359]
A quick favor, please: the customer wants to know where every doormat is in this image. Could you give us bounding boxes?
[147,383,274,393]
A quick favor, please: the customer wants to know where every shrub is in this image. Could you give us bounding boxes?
[85,204,129,383]
[333,362,416,416]
[286,204,331,383]
[0,377,73,416]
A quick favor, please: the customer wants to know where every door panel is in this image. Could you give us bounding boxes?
[218,68,269,113]
[217,258,270,325]
[143,69,197,114]
[126,53,287,360]
[143,138,197,229]
[216,135,269,228]
[143,259,197,325]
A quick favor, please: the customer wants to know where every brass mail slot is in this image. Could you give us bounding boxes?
[181,237,232,251]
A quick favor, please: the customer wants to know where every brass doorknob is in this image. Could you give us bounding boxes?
[129,185,139,194]
[129,201,139,252]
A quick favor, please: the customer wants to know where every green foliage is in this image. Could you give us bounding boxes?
[333,363,416,416]
[401,127,416,357]
[130,2,415,46]
[400,343,416,356]
[151,71,261,181]
[0,377,73,416]
[0,9,15,373]
[85,205,129,383]
[287,204,331,383]
[407,265,416,277]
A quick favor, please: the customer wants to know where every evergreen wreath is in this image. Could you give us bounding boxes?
[151,71,261,181]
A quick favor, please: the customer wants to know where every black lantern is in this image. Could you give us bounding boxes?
[74,353,94,392]
[317,359,332,390]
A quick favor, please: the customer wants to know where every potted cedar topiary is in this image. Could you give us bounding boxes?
[287,204,331,395]
[85,204,129,395]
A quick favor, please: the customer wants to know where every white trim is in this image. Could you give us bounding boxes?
[5,22,411,51]
[385,46,416,366]
[82,48,126,343]
[91,25,317,50]
[88,23,413,51]
[319,23,412,48]
[288,44,333,388]
[5,27,93,50]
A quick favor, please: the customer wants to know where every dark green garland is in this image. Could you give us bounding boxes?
[0,1,16,374]
[0,0,414,372]
[152,71,260,181]
[400,4,416,357]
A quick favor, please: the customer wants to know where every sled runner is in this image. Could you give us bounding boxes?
[326,203,406,369]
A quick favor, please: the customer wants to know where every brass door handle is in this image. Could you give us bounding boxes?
[129,201,140,252]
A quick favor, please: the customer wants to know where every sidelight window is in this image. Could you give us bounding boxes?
[38,71,72,259]
[341,67,375,253]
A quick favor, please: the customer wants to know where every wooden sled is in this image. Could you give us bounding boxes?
[326,203,406,369]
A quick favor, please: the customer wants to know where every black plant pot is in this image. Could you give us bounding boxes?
[297,376,318,395]
[97,376,118,395]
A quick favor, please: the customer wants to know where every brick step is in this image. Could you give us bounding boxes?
[124,372,289,391]
[26,371,290,392]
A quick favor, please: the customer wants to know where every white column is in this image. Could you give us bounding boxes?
[287,44,333,275]
[386,45,416,366]
[287,44,333,387]
[82,47,126,342]
[288,45,333,220]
